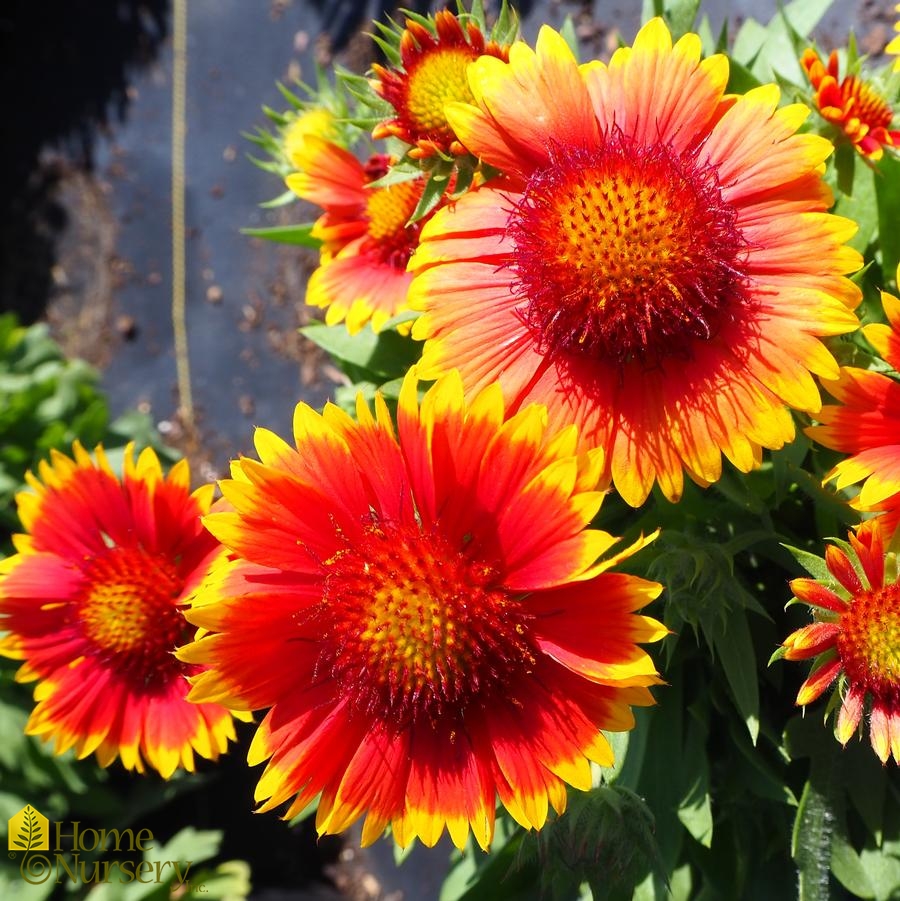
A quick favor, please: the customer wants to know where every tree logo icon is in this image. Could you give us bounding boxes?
[8,805,49,852]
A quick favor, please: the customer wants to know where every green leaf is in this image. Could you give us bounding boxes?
[259,189,299,209]
[662,0,701,40]
[844,744,888,843]
[379,309,420,331]
[731,0,832,82]
[410,169,451,223]
[676,718,712,847]
[831,830,875,899]
[595,728,630,786]
[559,16,580,61]
[834,140,858,199]
[300,322,421,381]
[441,822,535,901]
[695,13,722,56]
[876,152,900,281]
[366,162,423,189]
[0,867,57,901]
[490,0,519,46]
[640,0,663,24]
[0,703,30,769]
[780,0,838,41]
[726,715,797,806]
[705,609,760,743]
[617,690,684,881]
[857,845,900,901]
[182,861,252,900]
[148,828,223,877]
[370,34,402,67]
[730,18,768,69]
[782,545,834,584]
[834,152,878,252]
[240,224,320,247]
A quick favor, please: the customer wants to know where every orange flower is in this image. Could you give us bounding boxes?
[179,372,666,850]
[372,9,509,160]
[801,48,900,160]
[0,443,241,778]
[807,265,900,520]
[781,520,900,764]
[287,137,431,333]
[410,19,862,507]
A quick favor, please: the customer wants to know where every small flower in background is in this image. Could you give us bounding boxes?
[807,265,900,540]
[0,443,242,778]
[244,72,353,183]
[281,106,339,171]
[801,47,900,160]
[886,4,900,72]
[371,8,510,160]
[780,520,900,764]
[179,372,666,850]
[410,18,862,508]
[287,136,437,333]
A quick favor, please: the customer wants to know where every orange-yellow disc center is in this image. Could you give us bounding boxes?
[837,583,900,692]
[364,576,465,693]
[364,180,424,269]
[322,522,533,721]
[510,137,747,365]
[365,181,420,242]
[79,547,186,677]
[406,46,475,136]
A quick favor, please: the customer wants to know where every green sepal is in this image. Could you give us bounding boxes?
[240,223,321,247]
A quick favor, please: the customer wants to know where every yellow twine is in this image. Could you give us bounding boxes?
[171,0,193,430]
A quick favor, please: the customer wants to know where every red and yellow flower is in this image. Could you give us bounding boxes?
[0,443,241,778]
[807,265,900,536]
[781,520,900,764]
[371,9,509,160]
[409,19,862,507]
[287,137,432,333]
[179,371,666,850]
[801,48,900,160]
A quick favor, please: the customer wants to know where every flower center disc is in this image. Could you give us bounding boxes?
[837,583,900,694]
[321,523,534,723]
[365,181,423,268]
[510,136,748,365]
[79,547,187,684]
[406,47,476,137]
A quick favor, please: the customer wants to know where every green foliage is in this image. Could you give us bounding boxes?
[0,315,108,541]
[240,223,321,247]
[641,0,701,41]
[0,315,251,900]
[300,321,422,413]
[80,828,250,901]
[729,0,834,82]
[243,67,360,188]
[0,315,177,550]
[876,153,900,282]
